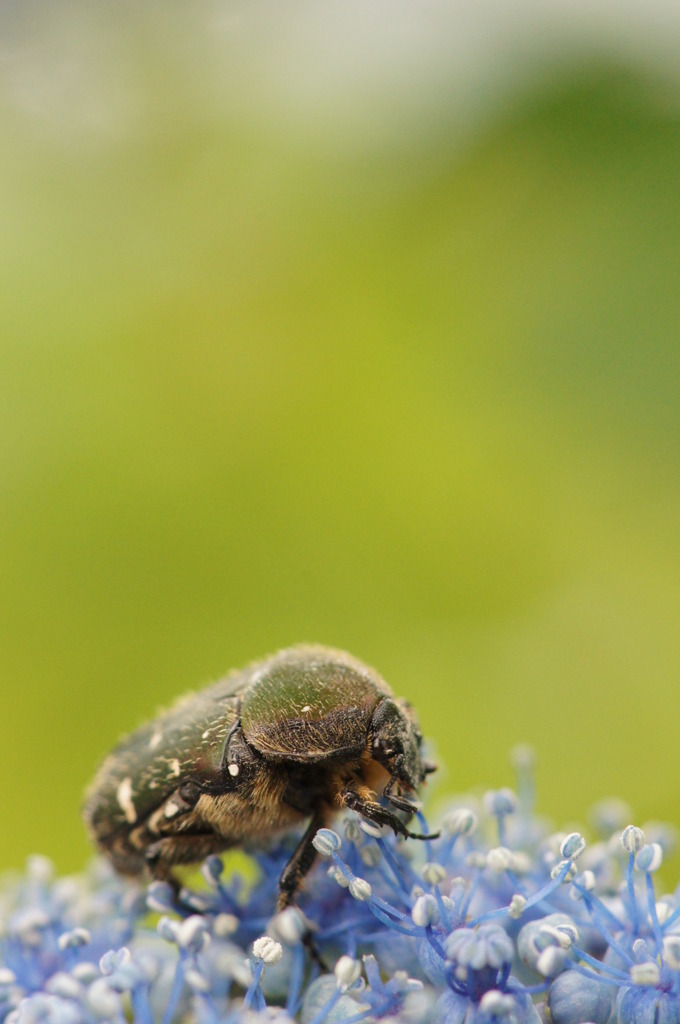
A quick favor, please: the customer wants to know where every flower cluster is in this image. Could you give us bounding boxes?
[2,749,679,1023]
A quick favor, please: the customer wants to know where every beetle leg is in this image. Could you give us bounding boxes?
[381,774,440,839]
[144,832,232,881]
[277,808,327,911]
[383,774,420,815]
[385,791,419,814]
[341,789,411,838]
[342,790,440,841]
[276,810,330,969]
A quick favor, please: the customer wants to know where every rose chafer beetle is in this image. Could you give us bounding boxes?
[84,645,437,908]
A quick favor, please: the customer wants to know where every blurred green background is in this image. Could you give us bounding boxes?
[2,3,680,874]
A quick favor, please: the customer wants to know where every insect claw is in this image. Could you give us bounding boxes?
[405,828,440,841]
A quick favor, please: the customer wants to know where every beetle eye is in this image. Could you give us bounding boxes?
[178,780,201,805]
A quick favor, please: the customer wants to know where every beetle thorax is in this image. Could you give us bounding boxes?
[239,647,390,763]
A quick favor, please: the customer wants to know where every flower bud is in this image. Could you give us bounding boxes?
[252,936,282,965]
[313,829,342,856]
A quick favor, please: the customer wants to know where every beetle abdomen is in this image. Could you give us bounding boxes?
[83,675,246,853]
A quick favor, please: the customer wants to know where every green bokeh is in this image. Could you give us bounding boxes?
[1,9,679,873]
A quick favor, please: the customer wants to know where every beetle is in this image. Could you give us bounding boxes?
[83,645,437,909]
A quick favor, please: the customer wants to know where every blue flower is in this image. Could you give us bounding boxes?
[3,753,680,1022]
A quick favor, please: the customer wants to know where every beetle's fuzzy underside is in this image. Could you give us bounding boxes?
[83,645,436,909]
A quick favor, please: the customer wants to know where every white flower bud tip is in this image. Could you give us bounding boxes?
[621,826,646,853]
[201,855,224,886]
[57,927,91,950]
[99,947,131,975]
[556,920,579,946]
[213,913,239,938]
[636,843,663,873]
[663,936,680,970]
[411,894,439,927]
[145,882,175,914]
[509,894,527,919]
[312,829,342,856]
[349,877,372,901]
[252,936,283,965]
[630,962,660,986]
[45,972,82,999]
[12,909,50,938]
[443,808,478,837]
[180,889,211,913]
[270,907,306,945]
[536,946,566,978]
[328,865,350,888]
[656,901,674,925]
[580,870,596,891]
[334,955,362,990]
[487,847,515,872]
[88,978,121,1018]
[536,923,574,952]
[421,862,447,886]
[480,990,516,1016]
[184,967,211,992]
[483,788,518,817]
[157,917,180,943]
[632,938,650,958]
[560,832,586,860]
[71,963,99,984]
[359,819,385,839]
[177,915,209,952]
[551,860,577,882]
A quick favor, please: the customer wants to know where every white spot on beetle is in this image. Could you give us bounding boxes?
[228,763,239,777]
[116,778,137,824]
[164,801,180,818]
[149,729,163,750]
[168,758,181,777]
[301,705,312,713]
[202,729,210,739]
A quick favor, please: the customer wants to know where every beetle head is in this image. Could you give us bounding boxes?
[369,696,431,792]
